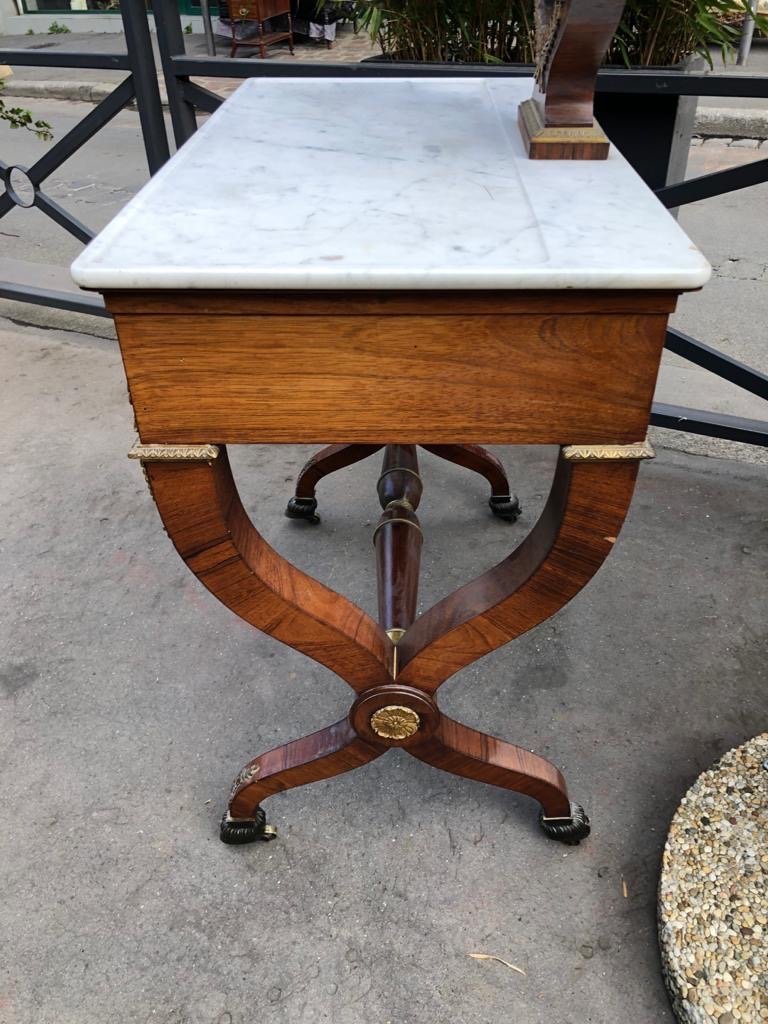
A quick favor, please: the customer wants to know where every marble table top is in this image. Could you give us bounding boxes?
[71,77,711,292]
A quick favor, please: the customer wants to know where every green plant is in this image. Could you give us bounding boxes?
[184,22,193,33]
[609,0,768,66]
[25,27,35,34]
[0,81,53,140]
[356,0,536,63]
[357,0,768,65]
[47,20,71,34]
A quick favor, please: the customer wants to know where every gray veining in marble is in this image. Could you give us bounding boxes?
[71,77,711,292]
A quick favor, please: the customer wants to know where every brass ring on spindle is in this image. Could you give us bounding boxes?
[376,467,422,488]
[371,517,424,545]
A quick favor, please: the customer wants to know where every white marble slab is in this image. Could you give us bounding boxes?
[71,77,711,292]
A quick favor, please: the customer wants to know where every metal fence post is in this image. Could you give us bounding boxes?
[737,0,758,65]
[120,0,171,173]
[153,0,199,148]
[200,0,217,57]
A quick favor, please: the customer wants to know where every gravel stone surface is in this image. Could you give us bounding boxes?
[659,734,767,1024]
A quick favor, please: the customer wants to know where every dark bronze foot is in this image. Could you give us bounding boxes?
[219,807,278,845]
[285,496,320,524]
[489,494,522,522]
[539,802,590,845]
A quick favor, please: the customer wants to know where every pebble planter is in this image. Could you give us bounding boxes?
[659,733,767,1024]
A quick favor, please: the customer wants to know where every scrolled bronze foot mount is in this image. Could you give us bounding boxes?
[129,437,653,847]
[284,495,320,524]
[220,807,277,846]
[540,803,591,845]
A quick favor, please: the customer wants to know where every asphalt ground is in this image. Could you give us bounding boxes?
[1,86,767,1024]
[1,315,767,1024]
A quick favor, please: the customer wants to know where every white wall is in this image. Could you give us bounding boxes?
[0,0,23,35]
[0,9,206,34]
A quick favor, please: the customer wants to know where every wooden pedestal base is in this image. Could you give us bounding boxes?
[131,438,652,848]
[221,688,589,846]
[286,443,521,526]
[518,98,610,160]
[115,283,669,849]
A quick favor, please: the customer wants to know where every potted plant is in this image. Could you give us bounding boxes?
[356,0,768,187]
[598,1,768,187]
[357,0,765,65]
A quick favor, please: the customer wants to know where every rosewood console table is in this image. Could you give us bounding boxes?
[72,75,710,847]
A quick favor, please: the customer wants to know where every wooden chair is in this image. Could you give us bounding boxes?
[224,0,294,59]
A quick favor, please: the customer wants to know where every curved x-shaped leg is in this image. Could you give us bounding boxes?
[221,718,386,844]
[135,441,645,845]
[144,448,393,694]
[410,715,571,818]
[286,443,384,523]
[287,442,520,523]
[407,713,589,842]
[396,456,640,693]
[420,444,521,521]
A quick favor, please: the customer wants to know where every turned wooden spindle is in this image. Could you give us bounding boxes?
[374,445,423,648]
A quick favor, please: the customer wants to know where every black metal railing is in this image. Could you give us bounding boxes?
[1,0,766,446]
[0,0,168,317]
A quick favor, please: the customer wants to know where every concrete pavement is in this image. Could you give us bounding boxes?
[0,24,379,106]
[1,313,767,1024]
[1,69,767,1024]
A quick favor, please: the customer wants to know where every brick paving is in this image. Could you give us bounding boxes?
[196,23,380,100]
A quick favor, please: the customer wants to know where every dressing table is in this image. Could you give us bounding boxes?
[72,10,710,847]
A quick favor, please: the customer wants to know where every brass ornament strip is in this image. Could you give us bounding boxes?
[533,0,565,85]
[562,440,655,462]
[128,442,220,462]
[518,98,608,145]
[386,629,407,676]
[370,705,421,740]
[230,761,260,798]
[385,628,406,645]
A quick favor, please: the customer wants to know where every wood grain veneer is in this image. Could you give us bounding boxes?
[114,284,672,841]
[145,449,392,694]
[110,292,670,446]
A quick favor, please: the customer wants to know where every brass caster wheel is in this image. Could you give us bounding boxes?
[220,807,278,845]
[539,803,591,845]
[285,496,320,524]
[489,494,522,522]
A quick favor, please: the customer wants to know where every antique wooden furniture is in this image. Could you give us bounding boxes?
[72,75,710,847]
[286,443,521,526]
[220,0,294,59]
